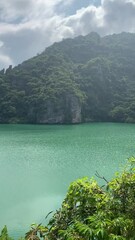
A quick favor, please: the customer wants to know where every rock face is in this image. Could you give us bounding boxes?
[37,95,82,124]
[37,104,65,124]
[70,97,82,123]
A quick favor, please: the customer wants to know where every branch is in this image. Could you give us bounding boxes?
[45,211,53,219]
[95,171,109,183]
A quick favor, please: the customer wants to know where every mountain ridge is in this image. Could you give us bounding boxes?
[1,32,135,124]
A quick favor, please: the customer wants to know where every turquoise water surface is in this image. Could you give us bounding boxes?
[0,123,135,238]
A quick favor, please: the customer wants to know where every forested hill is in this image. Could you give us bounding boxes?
[1,32,135,124]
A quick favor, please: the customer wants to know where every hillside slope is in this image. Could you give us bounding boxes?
[1,32,135,123]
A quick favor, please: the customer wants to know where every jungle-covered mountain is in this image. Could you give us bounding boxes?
[1,32,135,124]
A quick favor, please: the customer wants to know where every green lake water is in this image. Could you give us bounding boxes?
[0,123,135,238]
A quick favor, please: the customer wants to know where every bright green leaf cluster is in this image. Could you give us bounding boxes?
[1,158,135,240]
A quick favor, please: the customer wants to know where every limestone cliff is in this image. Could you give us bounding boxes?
[36,95,82,124]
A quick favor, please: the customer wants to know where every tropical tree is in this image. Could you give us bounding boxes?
[25,157,135,240]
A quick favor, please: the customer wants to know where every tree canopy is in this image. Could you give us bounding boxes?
[1,32,135,123]
[25,157,135,240]
[1,157,135,240]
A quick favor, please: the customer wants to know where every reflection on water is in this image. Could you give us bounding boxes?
[0,123,135,238]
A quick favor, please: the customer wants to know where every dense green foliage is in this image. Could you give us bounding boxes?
[25,158,135,240]
[1,32,135,123]
[1,158,135,239]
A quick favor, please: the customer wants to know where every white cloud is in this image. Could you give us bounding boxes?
[102,0,135,34]
[0,54,13,69]
[0,0,135,69]
[0,39,13,69]
[61,5,104,36]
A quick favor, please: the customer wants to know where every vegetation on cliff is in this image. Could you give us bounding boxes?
[1,158,135,239]
[1,32,135,123]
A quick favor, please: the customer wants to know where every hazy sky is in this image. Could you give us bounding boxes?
[0,0,135,69]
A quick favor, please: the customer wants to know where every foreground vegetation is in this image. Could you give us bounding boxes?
[1,32,135,123]
[1,157,135,239]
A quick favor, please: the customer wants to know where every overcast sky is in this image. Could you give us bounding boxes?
[0,0,135,70]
